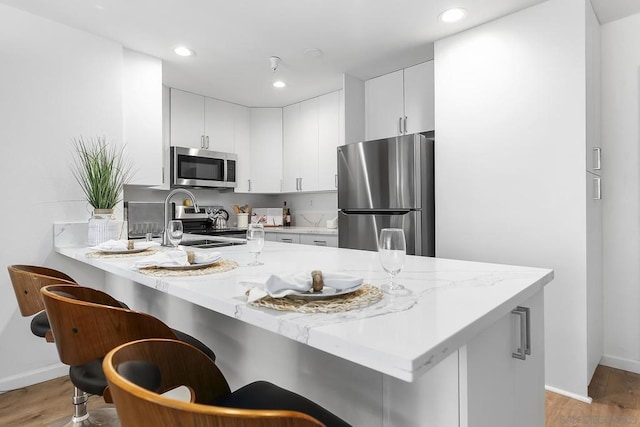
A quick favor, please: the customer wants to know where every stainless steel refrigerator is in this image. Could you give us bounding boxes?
[337,132,434,256]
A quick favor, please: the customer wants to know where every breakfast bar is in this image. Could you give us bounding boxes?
[54,231,553,427]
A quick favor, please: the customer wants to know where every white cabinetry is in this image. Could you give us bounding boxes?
[299,234,338,247]
[461,290,544,427]
[122,49,163,186]
[170,88,236,152]
[282,90,341,193]
[365,61,434,141]
[248,108,282,193]
[233,104,251,193]
[272,233,300,244]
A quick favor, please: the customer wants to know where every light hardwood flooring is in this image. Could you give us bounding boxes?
[1,365,640,426]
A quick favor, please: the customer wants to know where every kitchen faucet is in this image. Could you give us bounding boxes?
[163,188,198,246]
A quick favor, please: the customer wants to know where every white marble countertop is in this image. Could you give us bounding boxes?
[55,241,552,382]
[261,226,338,235]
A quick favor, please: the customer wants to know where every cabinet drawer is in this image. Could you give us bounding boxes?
[274,233,300,244]
[299,234,338,248]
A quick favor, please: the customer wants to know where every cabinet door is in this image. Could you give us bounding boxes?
[170,89,205,148]
[123,49,163,186]
[249,108,282,193]
[318,91,340,191]
[299,98,319,192]
[365,70,404,140]
[404,61,435,134]
[205,97,235,152]
[461,290,544,427]
[282,103,301,193]
[233,104,251,193]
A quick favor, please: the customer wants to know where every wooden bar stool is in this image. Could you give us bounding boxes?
[103,338,352,427]
[40,284,217,426]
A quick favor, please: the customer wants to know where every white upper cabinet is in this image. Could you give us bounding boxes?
[281,90,341,193]
[122,49,164,187]
[282,103,301,193]
[170,88,236,152]
[318,91,341,191]
[248,108,282,193]
[233,104,251,193]
[205,97,235,153]
[404,61,435,135]
[365,60,434,140]
[170,88,205,149]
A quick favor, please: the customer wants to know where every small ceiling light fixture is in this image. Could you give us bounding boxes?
[273,81,286,88]
[269,56,281,72]
[174,46,196,57]
[439,8,467,23]
[304,48,324,58]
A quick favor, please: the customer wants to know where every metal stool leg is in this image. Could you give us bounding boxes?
[47,386,120,427]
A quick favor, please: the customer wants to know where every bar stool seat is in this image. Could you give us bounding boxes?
[30,310,51,338]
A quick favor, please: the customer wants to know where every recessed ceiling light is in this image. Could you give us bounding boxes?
[273,81,286,88]
[439,8,467,23]
[174,46,196,57]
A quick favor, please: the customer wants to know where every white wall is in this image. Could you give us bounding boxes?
[435,0,591,399]
[0,4,123,391]
[600,12,640,373]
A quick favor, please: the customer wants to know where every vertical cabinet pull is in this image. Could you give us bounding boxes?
[512,306,531,360]
[593,177,601,200]
[398,117,403,135]
[205,136,210,149]
[248,179,251,192]
[299,177,303,191]
[403,116,407,134]
[200,135,205,149]
[335,174,338,189]
[593,147,601,171]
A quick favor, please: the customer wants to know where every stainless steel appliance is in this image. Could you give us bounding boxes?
[337,132,434,256]
[174,205,246,238]
[170,146,237,189]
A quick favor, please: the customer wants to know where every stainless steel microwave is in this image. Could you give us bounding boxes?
[170,146,237,189]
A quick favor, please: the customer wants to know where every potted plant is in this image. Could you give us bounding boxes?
[70,136,134,245]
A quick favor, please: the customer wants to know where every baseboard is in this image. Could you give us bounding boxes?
[600,354,640,375]
[545,385,593,404]
[0,363,67,393]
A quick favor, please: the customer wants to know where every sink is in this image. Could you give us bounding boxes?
[180,239,246,249]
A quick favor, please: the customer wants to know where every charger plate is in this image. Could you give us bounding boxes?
[138,259,238,277]
[249,284,383,313]
[86,248,160,259]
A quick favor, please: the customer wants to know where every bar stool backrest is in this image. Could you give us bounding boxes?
[8,265,76,316]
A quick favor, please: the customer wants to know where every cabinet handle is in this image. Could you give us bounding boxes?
[295,178,299,191]
[313,240,327,246]
[206,136,210,149]
[200,135,205,148]
[335,174,338,189]
[299,177,303,191]
[593,147,601,171]
[248,179,251,192]
[281,238,293,243]
[398,117,403,135]
[593,177,601,200]
[403,116,407,134]
[512,306,531,360]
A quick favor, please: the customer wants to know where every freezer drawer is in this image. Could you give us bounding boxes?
[338,210,433,256]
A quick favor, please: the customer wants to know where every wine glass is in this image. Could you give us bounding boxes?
[167,220,183,248]
[378,228,409,294]
[246,223,265,266]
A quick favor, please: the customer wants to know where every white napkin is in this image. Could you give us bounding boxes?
[245,272,363,302]
[91,239,160,251]
[132,249,222,269]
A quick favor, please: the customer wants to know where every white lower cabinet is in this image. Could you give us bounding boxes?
[272,233,300,244]
[460,289,544,427]
[299,234,338,248]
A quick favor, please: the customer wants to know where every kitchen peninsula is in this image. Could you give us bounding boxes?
[54,231,552,427]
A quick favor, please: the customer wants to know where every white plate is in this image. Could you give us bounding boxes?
[284,283,363,301]
[151,258,222,271]
[98,247,150,255]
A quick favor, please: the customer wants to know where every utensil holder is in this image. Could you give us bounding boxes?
[236,212,249,229]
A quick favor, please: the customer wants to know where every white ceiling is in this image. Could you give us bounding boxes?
[591,0,640,24]
[2,0,638,107]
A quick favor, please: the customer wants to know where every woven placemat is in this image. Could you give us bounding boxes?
[249,284,383,313]
[137,259,239,277]
[85,248,161,259]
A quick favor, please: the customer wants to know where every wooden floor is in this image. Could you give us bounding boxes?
[1,365,640,426]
